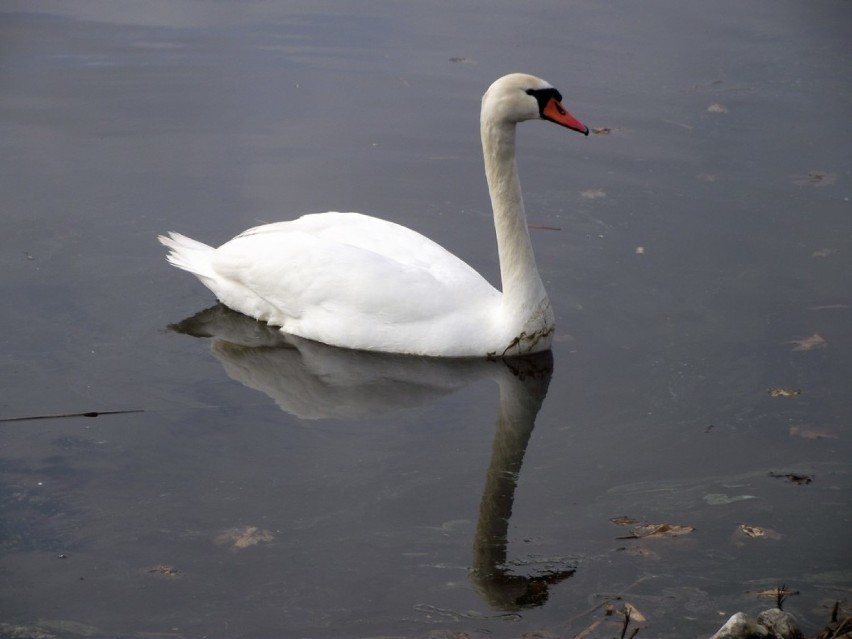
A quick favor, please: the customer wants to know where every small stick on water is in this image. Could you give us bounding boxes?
[0,409,144,423]
[528,224,562,231]
[619,608,632,639]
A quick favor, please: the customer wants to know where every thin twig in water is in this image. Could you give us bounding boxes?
[619,607,632,639]
[0,409,144,423]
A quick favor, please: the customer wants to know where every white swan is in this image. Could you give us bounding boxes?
[159,73,588,357]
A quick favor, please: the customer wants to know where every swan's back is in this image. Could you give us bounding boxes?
[162,212,501,356]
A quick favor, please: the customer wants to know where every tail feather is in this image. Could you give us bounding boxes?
[158,232,215,278]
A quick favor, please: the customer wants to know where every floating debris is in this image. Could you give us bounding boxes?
[768,472,813,485]
[791,171,836,187]
[731,524,782,547]
[767,387,801,398]
[0,409,143,423]
[214,526,274,550]
[789,425,837,440]
[787,334,827,351]
[812,248,836,257]
[618,522,695,539]
[147,564,180,577]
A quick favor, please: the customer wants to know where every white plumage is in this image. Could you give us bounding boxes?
[159,73,588,357]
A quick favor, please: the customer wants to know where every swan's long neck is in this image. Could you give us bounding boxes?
[481,118,549,319]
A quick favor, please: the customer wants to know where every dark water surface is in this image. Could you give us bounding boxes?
[1,2,850,637]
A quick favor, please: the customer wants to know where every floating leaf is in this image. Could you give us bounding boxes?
[788,333,827,351]
[623,602,647,622]
[610,515,640,526]
[749,586,799,600]
[738,524,781,540]
[791,171,836,187]
[790,425,838,440]
[731,524,783,545]
[580,189,606,199]
[592,127,613,134]
[619,522,695,539]
[214,526,274,549]
[767,387,801,397]
[147,564,179,577]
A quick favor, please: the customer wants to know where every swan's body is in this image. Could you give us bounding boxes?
[160,73,588,357]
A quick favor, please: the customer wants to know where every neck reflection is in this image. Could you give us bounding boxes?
[170,305,574,611]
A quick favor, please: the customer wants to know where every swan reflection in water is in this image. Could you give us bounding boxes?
[170,304,575,610]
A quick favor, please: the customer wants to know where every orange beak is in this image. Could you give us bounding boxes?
[543,97,589,136]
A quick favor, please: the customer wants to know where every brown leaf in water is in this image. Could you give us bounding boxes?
[749,586,799,600]
[735,524,782,543]
[610,515,640,526]
[147,564,180,577]
[623,602,647,622]
[214,526,274,549]
[791,171,836,187]
[767,387,801,397]
[790,425,838,440]
[787,333,827,351]
[618,522,695,539]
[618,545,660,559]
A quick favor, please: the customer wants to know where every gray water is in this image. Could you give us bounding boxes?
[1,2,850,638]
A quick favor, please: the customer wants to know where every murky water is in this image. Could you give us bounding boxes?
[1,2,850,637]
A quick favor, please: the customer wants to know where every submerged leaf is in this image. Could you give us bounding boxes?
[610,515,640,526]
[704,493,757,506]
[791,171,836,187]
[789,425,838,440]
[787,333,827,351]
[812,248,836,257]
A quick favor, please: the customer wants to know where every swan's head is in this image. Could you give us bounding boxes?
[482,73,589,136]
